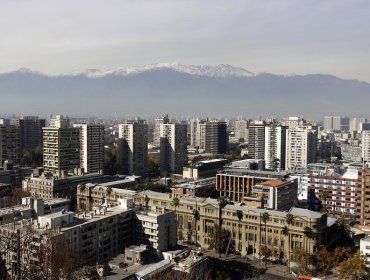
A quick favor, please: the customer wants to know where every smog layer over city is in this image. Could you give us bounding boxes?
[0,1,369,280]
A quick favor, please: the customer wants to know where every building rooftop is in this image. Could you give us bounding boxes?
[256,180,293,188]
[175,178,215,190]
[136,259,172,279]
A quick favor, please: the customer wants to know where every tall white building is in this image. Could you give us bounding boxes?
[350,117,368,132]
[118,120,148,176]
[323,116,349,132]
[153,114,169,145]
[160,123,187,174]
[362,130,370,163]
[285,124,317,170]
[73,124,104,174]
[234,119,249,141]
[43,116,80,175]
[247,120,265,159]
[264,125,287,170]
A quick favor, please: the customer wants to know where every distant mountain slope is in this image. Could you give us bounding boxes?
[0,64,369,118]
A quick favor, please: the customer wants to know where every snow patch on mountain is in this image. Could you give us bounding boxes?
[74,62,255,78]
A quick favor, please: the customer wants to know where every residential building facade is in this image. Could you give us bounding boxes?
[160,123,187,174]
[73,124,104,174]
[118,120,148,176]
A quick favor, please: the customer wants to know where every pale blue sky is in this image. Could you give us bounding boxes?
[0,0,369,81]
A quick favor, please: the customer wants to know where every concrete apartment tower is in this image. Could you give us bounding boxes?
[362,130,370,163]
[264,124,287,170]
[0,120,21,167]
[195,120,228,154]
[323,116,349,132]
[247,120,265,159]
[16,116,46,150]
[118,120,148,176]
[234,119,249,141]
[153,114,169,145]
[160,123,187,174]
[43,115,80,175]
[285,120,317,170]
[73,124,105,174]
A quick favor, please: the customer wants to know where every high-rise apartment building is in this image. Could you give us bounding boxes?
[195,120,228,154]
[43,116,80,175]
[357,168,370,225]
[285,124,317,169]
[264,124,287,170]
[323,116,349,132]
[153,114,169,145]
[118,120,148,176]
[247,120,265,159]
[73,124,104,174]
[307,169,358,219]
[350,117,367,132]
[0,124,21,167]
[234,119,249,141]
[362,130,370,162]
[16,116,46,150]
[160,123,187,174]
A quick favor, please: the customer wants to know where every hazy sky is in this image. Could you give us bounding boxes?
[0,0,369,81]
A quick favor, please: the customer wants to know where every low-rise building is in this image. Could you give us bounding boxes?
[135,210,177,256]
[0,197,70,225]
[22,172,127,208]
[360,236,370,267]
[250,179,298,210]
[216,167,290,203]
[182,159,228,179]
[133,191,329,259]
[0,161,32,187]
[172,177,215,197]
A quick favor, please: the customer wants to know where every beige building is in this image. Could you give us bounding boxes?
[362,130,370,163]
[285,124,317,170]
[76,186,329,259]
[118,120,148,176]
[153,114,169,145]
[43,116,80,175]
[234,119,249,141]
[160,123,187,174]
[73,124,104,174]
[135,210,177,256]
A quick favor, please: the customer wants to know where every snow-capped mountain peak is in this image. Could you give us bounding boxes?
[75,62,254,78]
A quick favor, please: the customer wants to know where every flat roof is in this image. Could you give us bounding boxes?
[256,180,292,188]
[136,259,172,278]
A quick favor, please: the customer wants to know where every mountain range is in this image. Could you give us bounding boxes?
[0,63,369,118]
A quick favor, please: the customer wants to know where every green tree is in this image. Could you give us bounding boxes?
[144,195,150,210]
[261,212,270,267]
[303,226,314,254]
[285,213,295,271]
[236,210,243,252]
[209,225,230,254]
[313,246,333,276]
[321,190,328,212]
[106,186,113,204]
[193,208,200,246]
[292,248,312,274]
[337,251,368,280]
[217,197,230,257]
[103,146,120,175]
